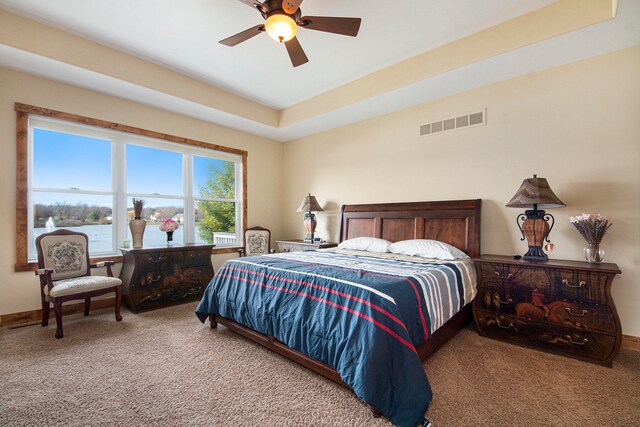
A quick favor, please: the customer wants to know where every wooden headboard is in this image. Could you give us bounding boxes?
[339,199,481,257]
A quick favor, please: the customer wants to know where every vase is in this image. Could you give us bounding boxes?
[584,243,604,263]
[129,219,146,248]
[166,231,174,246]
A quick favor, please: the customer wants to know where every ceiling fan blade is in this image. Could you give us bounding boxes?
[282,0,303,14]
[234,0,266,14]
[299,16,361,37]
[284,37,309,67]
[219,25,265,47]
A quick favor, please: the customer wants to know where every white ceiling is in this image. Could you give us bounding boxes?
[0,0,638,141]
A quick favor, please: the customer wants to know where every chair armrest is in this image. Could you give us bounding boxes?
[35,268,55,296]
[269,249,276,254]
[90,261,116,277]
[90,261,115,268]
[237,248,245,257]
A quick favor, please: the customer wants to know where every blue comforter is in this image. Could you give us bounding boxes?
[195,250,476,426]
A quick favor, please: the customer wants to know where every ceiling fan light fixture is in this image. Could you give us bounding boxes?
[265,14,297,43]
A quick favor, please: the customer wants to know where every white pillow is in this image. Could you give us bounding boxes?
[338,237,391,253]
[388,239,469,260]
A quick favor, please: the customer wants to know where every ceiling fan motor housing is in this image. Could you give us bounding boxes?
[259,0,302,22]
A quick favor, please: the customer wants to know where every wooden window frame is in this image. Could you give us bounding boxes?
[14,103,248,272]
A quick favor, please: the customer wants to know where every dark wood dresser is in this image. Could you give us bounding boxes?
[276,239,338,253]
[119,244,214,312]
[473,254,622,367]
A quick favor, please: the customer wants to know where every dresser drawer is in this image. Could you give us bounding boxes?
[183,250,211,267]
[552,270,609,303]
[137,250,184,272]
[544,327,618,363]
[277,242,304,252]
[131,284,205,311]
[475,308,617,363]
[551,301,615,334]
[477,263,553,307]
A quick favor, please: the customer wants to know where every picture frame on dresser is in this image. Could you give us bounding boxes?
[472,254,622,367]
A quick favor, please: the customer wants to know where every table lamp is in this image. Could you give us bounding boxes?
[297,193,324,243]
[506,174,565,261]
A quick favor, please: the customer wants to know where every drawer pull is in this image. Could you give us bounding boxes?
[565,307,588,317]
[562,279,586,288]
[147,275,162,285]
[496,318,515,330]
[494,272,513,280]
[149,256,165,263]
[565,335,589,346]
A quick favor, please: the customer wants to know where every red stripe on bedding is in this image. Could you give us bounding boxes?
[226,264,409,334]
[217,271,418,354]
[406,278,430,342]
[266,257,430,342]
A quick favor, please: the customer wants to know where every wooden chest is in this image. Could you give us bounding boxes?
[119,244,214,312]
[472,255,622,367]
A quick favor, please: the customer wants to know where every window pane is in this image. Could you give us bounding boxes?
[33,128,111,191]
[195,200,236,246]
[194,157,235,199]
[127,145,182,195]
[128,197,184,246]
[31,192,113,259]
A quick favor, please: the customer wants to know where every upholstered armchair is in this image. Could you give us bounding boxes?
[238,226,274,257]
[35,229,123,338]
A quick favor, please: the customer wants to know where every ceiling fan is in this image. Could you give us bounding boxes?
[219,0,361,67]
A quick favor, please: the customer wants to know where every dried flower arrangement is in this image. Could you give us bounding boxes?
[569,213,612,245]
[132,198,145,220]
[159,218,180,232]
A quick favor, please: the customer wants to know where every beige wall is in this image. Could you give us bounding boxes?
[0,67,284,316]
[2,46,638,337]
[282,46,640,337]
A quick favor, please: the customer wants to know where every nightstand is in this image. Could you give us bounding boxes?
[276,239,338,253]
[473,254,622,367]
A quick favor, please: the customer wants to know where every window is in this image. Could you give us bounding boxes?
[16,104,247,269]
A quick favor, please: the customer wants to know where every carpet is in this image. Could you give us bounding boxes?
[1,302,638,426]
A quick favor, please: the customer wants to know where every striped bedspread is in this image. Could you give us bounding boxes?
[195,249,476,427]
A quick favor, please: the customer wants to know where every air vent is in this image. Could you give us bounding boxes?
[419,109,486,137]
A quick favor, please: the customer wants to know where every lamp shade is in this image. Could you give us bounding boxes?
[506,174,565,209]
[297,193,324,213]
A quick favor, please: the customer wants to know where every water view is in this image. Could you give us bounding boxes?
[33,223,234,255]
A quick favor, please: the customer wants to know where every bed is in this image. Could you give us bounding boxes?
[196,199,481,426]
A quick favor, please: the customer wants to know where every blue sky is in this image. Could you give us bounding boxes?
[33,128,226,208]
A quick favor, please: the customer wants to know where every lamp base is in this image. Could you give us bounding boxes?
[303,213,317,244]
[516,209,554,262]
[523,245,548,262]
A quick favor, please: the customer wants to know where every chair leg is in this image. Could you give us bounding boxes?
[84,297,91,316]
[54,299,64,339]
[115,286,123,322]
[41,296,50,327]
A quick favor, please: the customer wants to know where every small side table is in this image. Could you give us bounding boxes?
[276,239,338,253]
